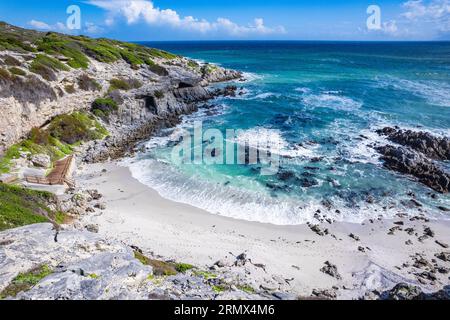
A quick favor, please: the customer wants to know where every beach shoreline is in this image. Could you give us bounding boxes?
[76,161,450,298]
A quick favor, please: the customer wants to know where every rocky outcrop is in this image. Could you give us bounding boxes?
[376,145,450,193]
[375,283,450,300]
[0,23,242,155]
[377,127,450,161]
[0,224,271,300]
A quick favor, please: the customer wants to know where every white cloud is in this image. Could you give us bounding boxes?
[382,20,399,35]
[402,0,450,20]
[87,0,286,36]
[85,22,103,34]
[402,0,450,32]
[27,19,102,35]
[28,20,52,30]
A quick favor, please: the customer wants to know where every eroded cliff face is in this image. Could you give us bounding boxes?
[0,22,242,155]
[0,53,240,155]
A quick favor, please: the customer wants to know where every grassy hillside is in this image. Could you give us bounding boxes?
[0,183,62,231]
[0,21,178,71]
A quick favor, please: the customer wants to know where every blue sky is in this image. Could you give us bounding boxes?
[0,0,449,41]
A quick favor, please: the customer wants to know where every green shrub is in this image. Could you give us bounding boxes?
[120,49,144,68]
[37,34,89,69]
[145,59,169,76]
[0,67,12,81]
[0,184,52,232]
[31,54,69,72]
[64,84,76,94]
[175,263,194,273]
[77,74,101,91]
[9,67,26,76]
[29,54,68,81]
[109,78,131,91]
[48,112,108,144]
[133,251,178,277]
[0,264,52,298]
[91,98,118,118]
[154,90,165,99]
[2,55,21,66]
[29,127,50,145]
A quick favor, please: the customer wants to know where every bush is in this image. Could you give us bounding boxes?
[2,55,21,66]
[145,59,169,76]
[0,184,52,231]
[29,127,50,145]
[64,84,76,94]
[154,90,165,99]
[37,34,89,69]
[48,112,107,144]
[109,78,131,91]
[77,74,101,91]
[0,67,12,81]
[31,54,69,72]
[91,98,118,118]
[9,67,26,76]
[29,54,68,81]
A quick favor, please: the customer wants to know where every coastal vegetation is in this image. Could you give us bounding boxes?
[91,97,118,119]
[0,183,57,231]
[0,111,107,174]
[0,264,53,299]
[0,22,178,78]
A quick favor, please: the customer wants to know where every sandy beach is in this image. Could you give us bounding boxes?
[77,161,450,298]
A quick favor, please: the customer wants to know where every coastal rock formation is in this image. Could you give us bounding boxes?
[0,22,242,155]
[375,283,450,300]
[376,145,450,193]
[377,127,450,161]
[0,224,268,300]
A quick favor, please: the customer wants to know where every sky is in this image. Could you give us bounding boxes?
[0,0,449,41]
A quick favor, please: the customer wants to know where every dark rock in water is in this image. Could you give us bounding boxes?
[299,177,318,188]
[376,145,450,193]
[321,199,333,210]
[277,170,296,181]
[266,182,291,193]
[304,166,320,171]
[377,127,450,161]
[320,261,342,280]
[438,206,450,212]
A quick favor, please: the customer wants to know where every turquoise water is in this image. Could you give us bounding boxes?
[128,41,450,225]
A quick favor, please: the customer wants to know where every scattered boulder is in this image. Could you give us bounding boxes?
[30,154,51,168]
[384,283,425,300]
[311,288,337,300]
[435,252,450,262]
[349,233,360,241]
[85,224,99,233]
[435,240,449,249]
[320,261,342,280]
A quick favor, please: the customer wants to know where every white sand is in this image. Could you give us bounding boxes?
[77,162,450,298]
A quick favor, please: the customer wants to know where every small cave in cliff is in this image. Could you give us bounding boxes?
[144,96,159,115]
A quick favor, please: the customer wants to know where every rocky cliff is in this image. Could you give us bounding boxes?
[0,22,242,157]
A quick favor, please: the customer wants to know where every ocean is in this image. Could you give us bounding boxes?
[127,41,450,225]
